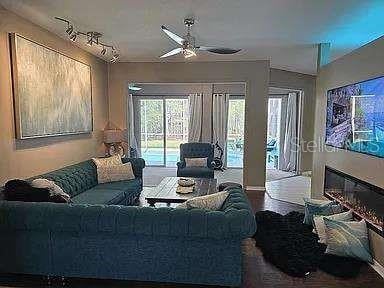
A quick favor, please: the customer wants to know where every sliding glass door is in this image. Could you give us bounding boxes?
[227,98,245,168]
[139,97,189,166]
[165,99,189,166]
[140,99,164,166]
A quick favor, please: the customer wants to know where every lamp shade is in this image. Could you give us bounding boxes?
[103,129,122,144]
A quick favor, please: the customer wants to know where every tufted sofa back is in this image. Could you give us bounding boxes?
[0,188,255,239]
[180,142,214,167]
[30,160,98,197]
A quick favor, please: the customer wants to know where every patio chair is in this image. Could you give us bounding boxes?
[177,142,214,178]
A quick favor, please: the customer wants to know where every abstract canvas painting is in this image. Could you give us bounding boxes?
[11,34,92,139]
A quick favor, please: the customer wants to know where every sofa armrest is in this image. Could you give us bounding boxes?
[176,161,185,169]
[122,157,145,179]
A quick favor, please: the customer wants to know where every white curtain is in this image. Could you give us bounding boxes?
[212,93,229,167]
[188,93,203,142]
[281,92,298,172]
[127,94,140,157]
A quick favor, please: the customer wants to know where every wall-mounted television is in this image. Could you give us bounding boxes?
[325,76,384,158]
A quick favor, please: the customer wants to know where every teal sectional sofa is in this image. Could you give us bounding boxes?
[0,158,256,286]
[28,157,145,205]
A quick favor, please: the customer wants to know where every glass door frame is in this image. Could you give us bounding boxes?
[133,94,189,167]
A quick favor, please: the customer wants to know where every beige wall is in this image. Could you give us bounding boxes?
[0,7,109,185]
[312,36,384,266]
[108,61,270,188]
[270,68,316,173]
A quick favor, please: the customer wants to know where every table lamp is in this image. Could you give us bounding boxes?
[103,129,124,157]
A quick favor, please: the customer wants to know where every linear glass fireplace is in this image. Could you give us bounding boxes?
[324,166,384,234]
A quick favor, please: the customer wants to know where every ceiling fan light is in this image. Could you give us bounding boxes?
[183,48,196,58]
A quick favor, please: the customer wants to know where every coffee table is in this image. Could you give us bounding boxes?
[145,177,217,207]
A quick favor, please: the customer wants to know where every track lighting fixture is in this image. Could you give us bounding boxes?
[55,17,119,62]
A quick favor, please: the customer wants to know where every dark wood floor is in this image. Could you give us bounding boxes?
[0,190,383,288]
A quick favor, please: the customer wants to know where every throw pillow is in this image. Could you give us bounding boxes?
[97,162,135,184]
[313,210,353,244]
[185,191,229,210]
[324,218,373,263]
[185,157,208,167]
[31,178,71,202]
[175,202,188,209]
[92,155,122,168]
[303,198,342,226]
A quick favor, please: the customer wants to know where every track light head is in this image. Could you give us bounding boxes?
[101,46,107,55]
[66,25,73,35]
[110,50,119,63]
[69,32,77,42]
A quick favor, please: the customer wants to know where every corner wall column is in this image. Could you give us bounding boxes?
[317,43,331,73]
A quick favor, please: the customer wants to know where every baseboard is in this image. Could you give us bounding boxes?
[370,259,384,278]
[246,186,266,191]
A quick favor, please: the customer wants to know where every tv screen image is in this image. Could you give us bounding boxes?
[325,76,384,158]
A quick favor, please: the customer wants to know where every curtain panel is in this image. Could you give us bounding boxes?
[212,93,229,167]
[188,93,203,142]
[281,92,298,172]
[127,94,140,157]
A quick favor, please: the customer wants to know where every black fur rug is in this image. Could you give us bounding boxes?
[253,210,365,278]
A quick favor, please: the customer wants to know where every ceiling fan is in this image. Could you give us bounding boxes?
[160,18,241,59]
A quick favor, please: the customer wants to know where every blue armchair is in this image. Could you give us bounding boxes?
[177,142,214,178]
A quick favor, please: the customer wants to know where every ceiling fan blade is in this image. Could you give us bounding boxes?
[161,25,184,45]
[198,46,241,54]
[160,47,183,58]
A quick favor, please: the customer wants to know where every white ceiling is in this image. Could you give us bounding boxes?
[1,0,383,75]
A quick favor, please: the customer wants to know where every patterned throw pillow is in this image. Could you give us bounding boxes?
[303,198,342,226]
[184,191,229,210]
[185,157,208,167]
[324,218,373,263]
[92,155,122,168]
[313,210,353,244]
[96,162,135,184]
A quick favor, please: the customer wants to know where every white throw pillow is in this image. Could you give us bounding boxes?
[92,155,122,168]
[31,178,71,201]
[185,157,207,167]
[313,210,353,244]
[185,191,229,211]
[97,162,135,184]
